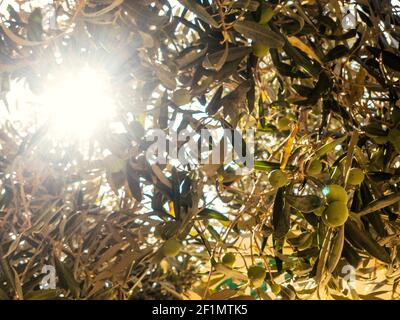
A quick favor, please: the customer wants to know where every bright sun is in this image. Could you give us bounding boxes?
[40,67,115,137]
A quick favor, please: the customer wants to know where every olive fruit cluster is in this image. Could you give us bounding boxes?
[319,185,349,228]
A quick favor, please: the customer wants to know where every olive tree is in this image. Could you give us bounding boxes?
[0,0,400,300]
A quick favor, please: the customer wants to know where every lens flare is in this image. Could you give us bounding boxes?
[322,186,330,196]
[39,67,115,137]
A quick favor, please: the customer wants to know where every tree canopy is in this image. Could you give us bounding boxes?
[1,0,400,300]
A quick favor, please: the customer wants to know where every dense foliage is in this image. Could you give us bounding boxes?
[1,0,400,300]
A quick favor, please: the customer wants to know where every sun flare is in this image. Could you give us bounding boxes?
[39,67,115,137]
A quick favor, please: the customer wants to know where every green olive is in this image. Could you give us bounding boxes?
[307,159,322,175]
[347,168,365,185]
[247,265,266,288]
[268,170,288,188]
[323,184,348,204]
[162,239,181,257]
[252,43,269,58]
[221,252,236,268]
[277,117,291,131]
[321,201,349,227]
[172,88,191,106]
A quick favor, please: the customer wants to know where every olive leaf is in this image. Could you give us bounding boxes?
[27,8,43,42]
[54,256,81,298]
[207,225,221,241]
[203,46,251,71]
[254,160,296,171]
[214,263,248,281]
[283,40,322,77]
[285,194,323,213]
[294,71,332,105]
[327,226,344,273]
[232,0,260,11]
[177,0,219,28]
[358,192,400,216]
[342,240,362,268]
[24,289,62,300]
[323,45,349,62]
[126,2,171,26]
[345,220,391,264]
[382,50,400,72]
[233,20,285,48]
[273,187,290,239]
[203,44,229,71]
[126,165,142,202]
[198,208,229,222]
[314,135,347,157]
